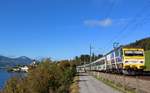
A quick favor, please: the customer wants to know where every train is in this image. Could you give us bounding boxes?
[82,47,145,75]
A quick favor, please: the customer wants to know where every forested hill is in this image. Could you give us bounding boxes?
[0,56,32,67]
[126,37,150,51]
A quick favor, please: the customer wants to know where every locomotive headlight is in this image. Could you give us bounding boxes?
[140,61,143,63]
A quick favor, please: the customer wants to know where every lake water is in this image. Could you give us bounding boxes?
[0,69,25,89]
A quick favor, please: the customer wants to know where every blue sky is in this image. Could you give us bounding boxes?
[0,0,150,60]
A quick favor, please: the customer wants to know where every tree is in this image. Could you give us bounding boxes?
[2,59,77,93]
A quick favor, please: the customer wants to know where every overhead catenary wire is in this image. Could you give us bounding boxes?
[102,1,150,53]
[89,0,117,55]
[118,12,150,44]
[104,0,116,19]
[115,1,150,44]
[95,0,117,54]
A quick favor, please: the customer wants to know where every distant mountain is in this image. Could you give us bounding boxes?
[0,55,32,67]
[126,37,150,51]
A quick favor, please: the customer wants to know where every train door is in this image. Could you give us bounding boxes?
[115,48,123,72]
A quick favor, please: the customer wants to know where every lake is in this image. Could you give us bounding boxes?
[0,69,25,89]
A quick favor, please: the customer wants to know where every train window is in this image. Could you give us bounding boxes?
[115,50,119,57]
[124,50,144,56]
[111,53,114,58]
[120,49,123,56]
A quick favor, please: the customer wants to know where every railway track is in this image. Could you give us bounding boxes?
[125,75,150,81]
[125,71,150,81]
[138,76,150,81]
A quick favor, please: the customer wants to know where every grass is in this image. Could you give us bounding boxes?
[70,76,79,93]
[145,50,150,71]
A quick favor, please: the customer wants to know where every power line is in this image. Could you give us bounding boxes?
[103,1,150,52]
[105,0,116,19]
[116,3,150,43]
[118,13,150,43]
[95,0,117,54]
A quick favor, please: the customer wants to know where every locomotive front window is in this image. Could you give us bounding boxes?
[124,50,144,56]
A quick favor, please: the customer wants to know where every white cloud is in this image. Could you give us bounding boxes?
[84,18,112,27]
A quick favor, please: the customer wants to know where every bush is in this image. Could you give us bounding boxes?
[1,60,76,93]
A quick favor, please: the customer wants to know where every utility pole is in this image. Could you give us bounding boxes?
[113,42,119,70]
[90,44,92,71]
[90,44,92,63]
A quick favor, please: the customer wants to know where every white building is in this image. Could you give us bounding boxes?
[20,66,29,72]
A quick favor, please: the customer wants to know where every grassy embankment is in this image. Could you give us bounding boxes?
[145,50,150,71]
